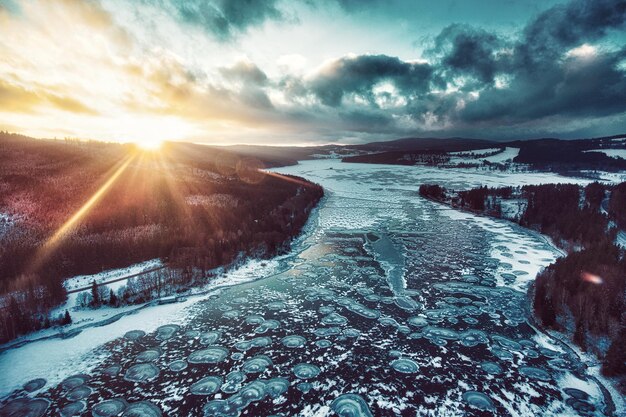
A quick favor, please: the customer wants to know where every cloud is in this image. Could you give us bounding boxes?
[306,54,434,107]
[454,0,626,124]
[428,24,507,84]
[220,61,268,86]
[146,0,284,40]
[0,78,97,114]
[1,0,625,144]
[283,0,626,137]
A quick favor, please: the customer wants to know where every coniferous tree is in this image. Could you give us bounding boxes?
[62,310,72,325]
[91,281,100,306]
[109,289,118,306]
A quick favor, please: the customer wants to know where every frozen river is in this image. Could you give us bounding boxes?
[0,160,620,417]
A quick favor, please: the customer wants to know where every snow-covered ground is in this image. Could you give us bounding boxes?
[63,259,163,293]
[584,149,626,159]
[439,207,561,292]
[0,212,17,238]
[448,147,520,165]
[0,255,291,396]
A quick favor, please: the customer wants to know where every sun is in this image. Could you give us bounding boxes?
[135,137,163,151]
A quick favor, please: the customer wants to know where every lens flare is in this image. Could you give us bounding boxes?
[581,271,603,285]
[29,154,136,272]
[135,138,163,151]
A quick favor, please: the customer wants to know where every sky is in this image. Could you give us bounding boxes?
[0,0,625,146]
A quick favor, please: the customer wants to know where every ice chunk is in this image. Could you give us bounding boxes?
[281,335,306,348]
[242,355,273,374]
[23,378,46,392]
[330,394,373,417]
[190,376,223,395]
[136,349,160,363]
[188,347,229,364]
[199,331,221,345]
[121,401,162,417]
[92,398,128,417]
[124,330,145,341]
[292,363,321,379]
[60,401,86,416]
[462,391,494,411]
[123,363,160,383]
[519,366,551,381]
[66,385,92,401]
[390,358,419,374]
[168,360,188,372]
[155,324,179,341]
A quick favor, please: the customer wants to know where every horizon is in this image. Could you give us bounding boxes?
[3,130,626,149]
[0,0,625,146]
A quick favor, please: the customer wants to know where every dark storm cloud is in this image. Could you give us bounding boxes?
[457,0,626,123]
[289,0,626,137]
[308,54,434,107]
[148,0,283,40]
[428,24,507,84]
[219,61,273,109]
[520,0,626,63]
[303,0,384,13]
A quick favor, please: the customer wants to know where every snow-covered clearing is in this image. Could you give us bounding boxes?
[584,149,626,159]
[448,147,520,165]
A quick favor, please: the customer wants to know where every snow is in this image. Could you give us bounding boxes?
[481,147,520,163]
[0,293,198,397]
[448,147,520,165]
[584,149,626,159]
[1,158,623,412]
[0,255,288,397]
[63,259,163,293]
[438,207,561,292]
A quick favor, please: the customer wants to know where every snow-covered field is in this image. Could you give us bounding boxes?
[584,149,626,159]
[63,259,163,293]
[448,147,520,165]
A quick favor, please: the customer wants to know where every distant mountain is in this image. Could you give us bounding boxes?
[351,137,495,152]
[341,134,626,170]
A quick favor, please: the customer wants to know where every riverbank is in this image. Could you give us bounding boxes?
[421,191,624,413]
[0,189,325,397]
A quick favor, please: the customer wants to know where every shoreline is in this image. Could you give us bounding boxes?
[423,193,622,415]
[0,188,325,354]
[0,194,325,398]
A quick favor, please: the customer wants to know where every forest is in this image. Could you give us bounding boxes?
[419,181,626,387]
[344,134,626,172]
[0,133,324,342]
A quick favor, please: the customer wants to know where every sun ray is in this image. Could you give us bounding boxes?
[29,153,137,272]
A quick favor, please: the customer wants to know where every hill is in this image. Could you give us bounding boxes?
[0,133,323,341]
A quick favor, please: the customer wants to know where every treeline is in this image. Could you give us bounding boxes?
[512,140,626,171]
[419,181,626,386]
[534,243,625,383]
[520,183,612,250]
[0,134,323,342]
[343,150,450,165]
